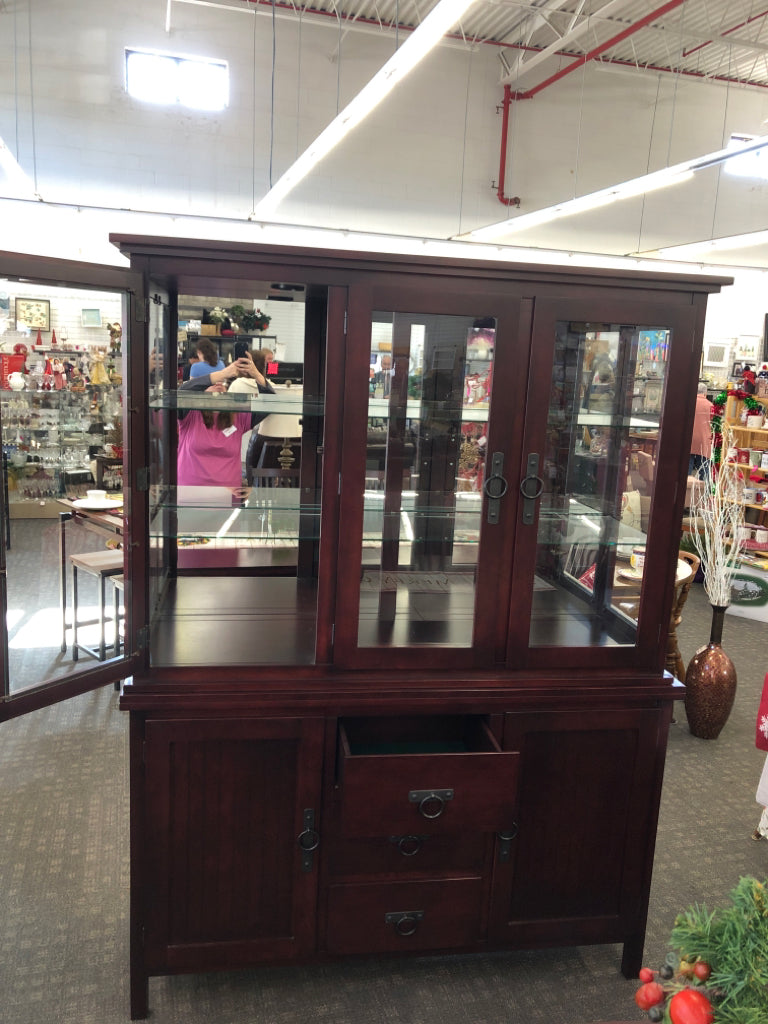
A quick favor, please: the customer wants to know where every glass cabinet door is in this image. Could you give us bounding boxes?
[335,287,524,669]
[512,298,699,669]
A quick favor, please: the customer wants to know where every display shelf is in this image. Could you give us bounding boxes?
[1,386,114,508]
[576,412,660,429]
[150,387,316,416]
[367,397,489,422]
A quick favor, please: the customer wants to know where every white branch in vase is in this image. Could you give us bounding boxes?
[688,422,745,608]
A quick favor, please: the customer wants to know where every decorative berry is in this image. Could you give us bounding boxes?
[635,981,666,1010]
[659,964,674,979]
[692,961,711,981]
[648,1006,665,1023]
[668,987,715,1024]
[638,967,655,984]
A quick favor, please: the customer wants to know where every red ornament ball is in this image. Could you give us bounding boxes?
[668,987,714,1024]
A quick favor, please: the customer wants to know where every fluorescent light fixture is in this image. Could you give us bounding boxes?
[252,0,477,217]
[657,229,768,259]
[461,133,768,243]
[0,137,38,200]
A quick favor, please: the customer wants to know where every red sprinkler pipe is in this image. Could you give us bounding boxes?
[496,84,520,208]
[515,0,689,100]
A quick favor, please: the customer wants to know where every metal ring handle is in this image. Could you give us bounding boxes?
[519,474,544,500]
[483,473,509,500]
[394,915,419,937]
[397,835,424,857]
[297,828,320,852]
[418,793,446,819]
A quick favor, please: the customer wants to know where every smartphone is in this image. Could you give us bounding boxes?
[234,341,249,360]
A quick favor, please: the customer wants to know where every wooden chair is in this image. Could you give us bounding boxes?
[251,467,300,489]
[666,550,700,680]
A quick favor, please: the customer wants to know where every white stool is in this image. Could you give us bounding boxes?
[70,550,124,661]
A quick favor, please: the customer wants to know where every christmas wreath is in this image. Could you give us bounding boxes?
[633,876,768,1023]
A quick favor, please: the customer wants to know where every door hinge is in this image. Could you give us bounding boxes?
[343,310,348,335]
[137,297,148,324]
[137,626,149,651]
[136,466,150,492]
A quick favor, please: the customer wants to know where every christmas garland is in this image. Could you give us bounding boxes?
[633,876,768,1023]
[709,389,766,468]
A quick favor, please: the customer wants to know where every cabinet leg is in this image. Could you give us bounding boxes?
[130,968,149,1020]
[621,933,644,978]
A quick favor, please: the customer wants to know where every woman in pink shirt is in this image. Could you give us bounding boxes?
[177,354,271,490]
[177,397,253,488]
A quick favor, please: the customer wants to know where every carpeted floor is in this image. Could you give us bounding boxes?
[1,581,766,1024]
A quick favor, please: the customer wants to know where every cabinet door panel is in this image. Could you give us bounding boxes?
[142,717,324,970]
[335,284,526,670]
[489,708,664,947]
[510,297,700,671]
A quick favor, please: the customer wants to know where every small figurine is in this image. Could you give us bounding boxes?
[89,347,110,387]
[52,358,66,390]
[106,322,122,352]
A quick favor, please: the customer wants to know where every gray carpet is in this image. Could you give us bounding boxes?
[1,582,766,1024]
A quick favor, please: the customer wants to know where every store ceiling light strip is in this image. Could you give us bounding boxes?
[251,0,477,218]
[657,228,768,258]
[0,136,39,201]
[460,134,768,242]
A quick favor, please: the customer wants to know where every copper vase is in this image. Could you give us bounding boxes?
[683,605,737,740]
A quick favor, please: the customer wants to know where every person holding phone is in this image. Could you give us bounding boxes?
[177,353,275,491]
[189,338,225,379]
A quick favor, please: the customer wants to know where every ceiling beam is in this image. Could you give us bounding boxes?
[499,0,637,84]
[514,0,689,99]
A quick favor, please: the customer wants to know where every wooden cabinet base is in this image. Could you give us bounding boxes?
[128,697,672,1019]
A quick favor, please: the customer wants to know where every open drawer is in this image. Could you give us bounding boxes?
[337,715,519,837]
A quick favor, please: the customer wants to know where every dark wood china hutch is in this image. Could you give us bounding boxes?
[102,236,728,1019]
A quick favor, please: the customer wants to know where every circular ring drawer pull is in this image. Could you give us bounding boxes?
[419,793,445,819]
[483,473,508,499]
[385,910,424,936]
[390,834,427,856]
[408,788,454,819]
[297,828,320,852]
[519,474,543,500]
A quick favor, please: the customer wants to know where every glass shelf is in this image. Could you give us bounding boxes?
[575,412,660,429]
[149,388,323,417]
[367,397,489,422]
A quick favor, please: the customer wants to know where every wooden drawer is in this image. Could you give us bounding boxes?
[326,831,488,880]
[325,878,484,955]
[337,716,519,837]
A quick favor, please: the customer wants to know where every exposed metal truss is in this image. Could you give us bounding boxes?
[175,0,768,93]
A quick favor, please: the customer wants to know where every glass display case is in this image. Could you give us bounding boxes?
[99,236,729,1020]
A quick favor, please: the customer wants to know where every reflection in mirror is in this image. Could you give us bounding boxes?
[529,321,670,648]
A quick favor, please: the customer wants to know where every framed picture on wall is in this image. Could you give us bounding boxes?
[735,335,760,362]
[15,297,50,331]
[81,308,102,327]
